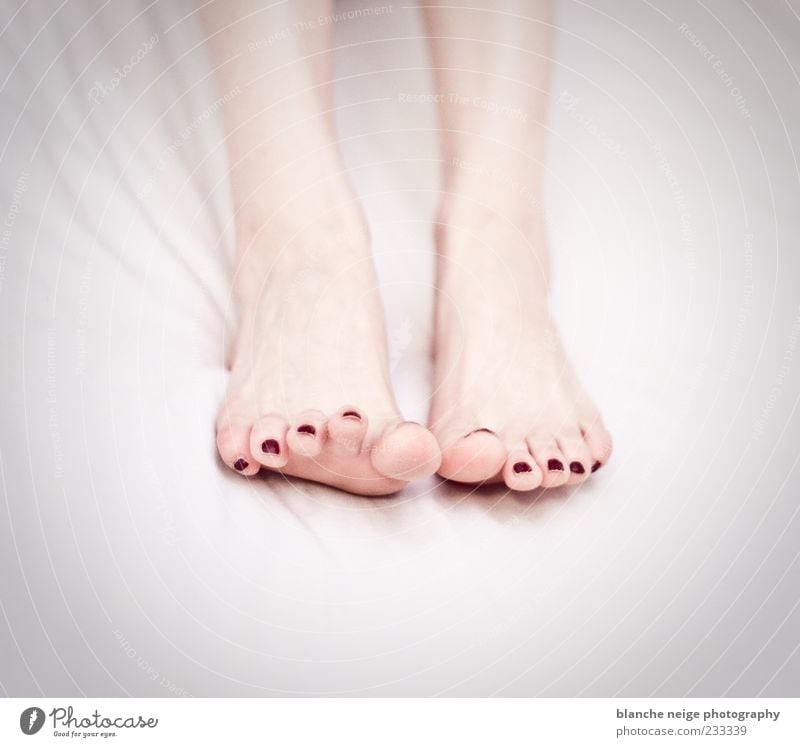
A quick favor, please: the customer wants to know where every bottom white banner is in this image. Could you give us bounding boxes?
[1,698,797,746]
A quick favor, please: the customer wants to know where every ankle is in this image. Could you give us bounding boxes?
[440,155,545,229]
[436,189,546,253]
[434,189,551,301]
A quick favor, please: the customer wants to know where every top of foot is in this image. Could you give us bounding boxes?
[216,206,441,496]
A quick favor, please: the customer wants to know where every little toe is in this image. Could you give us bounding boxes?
[217,423,259,476]
[327,406,368,455]
[287,410,328,458]
[371,421,442,480]
[582,419,614,474]
[558,431,593,485]
[250,414,290,469]
[502,449,543,491]
[527,435,569,488]
[438,428,507,484]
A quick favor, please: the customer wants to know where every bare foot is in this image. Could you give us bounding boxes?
[199,0,441,495]
[429,196,612,491]
[419,0,608,491]
[216,190,440,496]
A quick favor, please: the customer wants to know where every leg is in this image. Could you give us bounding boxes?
[422,0,612,490]
[201,1,440,494]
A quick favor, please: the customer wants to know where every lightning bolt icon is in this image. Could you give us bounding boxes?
[28,710,39,732]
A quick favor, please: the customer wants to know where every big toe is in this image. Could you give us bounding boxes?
[371,422,442,480]
[437,429,507,484]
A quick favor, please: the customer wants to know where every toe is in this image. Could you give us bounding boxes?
[438,428,507,484]
[557,430,593,485]
[327,405,368,455]
[250,414,290,469]
[582,419,613,474]
[217,423,259,476]
[502,448,543,491]
[371,421,442,480]
[286,409,328,458]
[527,434,569,488]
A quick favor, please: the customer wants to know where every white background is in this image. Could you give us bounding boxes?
[0,0,799,696]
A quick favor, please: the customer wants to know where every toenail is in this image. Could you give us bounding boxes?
[342,411,361,420]
[297,424,316,436]
[261,439,280,455]
[468,428,495,436]
[570,462,585,474]
[513,462,533,474]
[233,458,248,472]
[547,459,564,471]
[591,461,602,473]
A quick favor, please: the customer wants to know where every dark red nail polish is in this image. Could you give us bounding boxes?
[233,458,248,472]
[342,411,361,420]
[468,428,495,436]
[297,424,316,435]
[513,462,532,474]
[591,461,602,473]
[261,439,280,455]
[547,459,564,471]
[570,462,585,474]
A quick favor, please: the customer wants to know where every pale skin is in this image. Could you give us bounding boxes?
[200,0,612,496]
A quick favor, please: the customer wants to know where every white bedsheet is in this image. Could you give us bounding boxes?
[1,0,799,696]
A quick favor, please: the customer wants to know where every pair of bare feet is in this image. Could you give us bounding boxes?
[215,172,612,496]
[204,0,611,496]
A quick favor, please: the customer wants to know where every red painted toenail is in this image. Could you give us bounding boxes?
[591,461,602,473]
[233,458,248,471]
[547,459,564,471]
[342,411,361,420]
[261,439,280,455]
[570,462,585,474]
[468,428,495,436]
[297,424,316,436]
[513,462,533,474]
